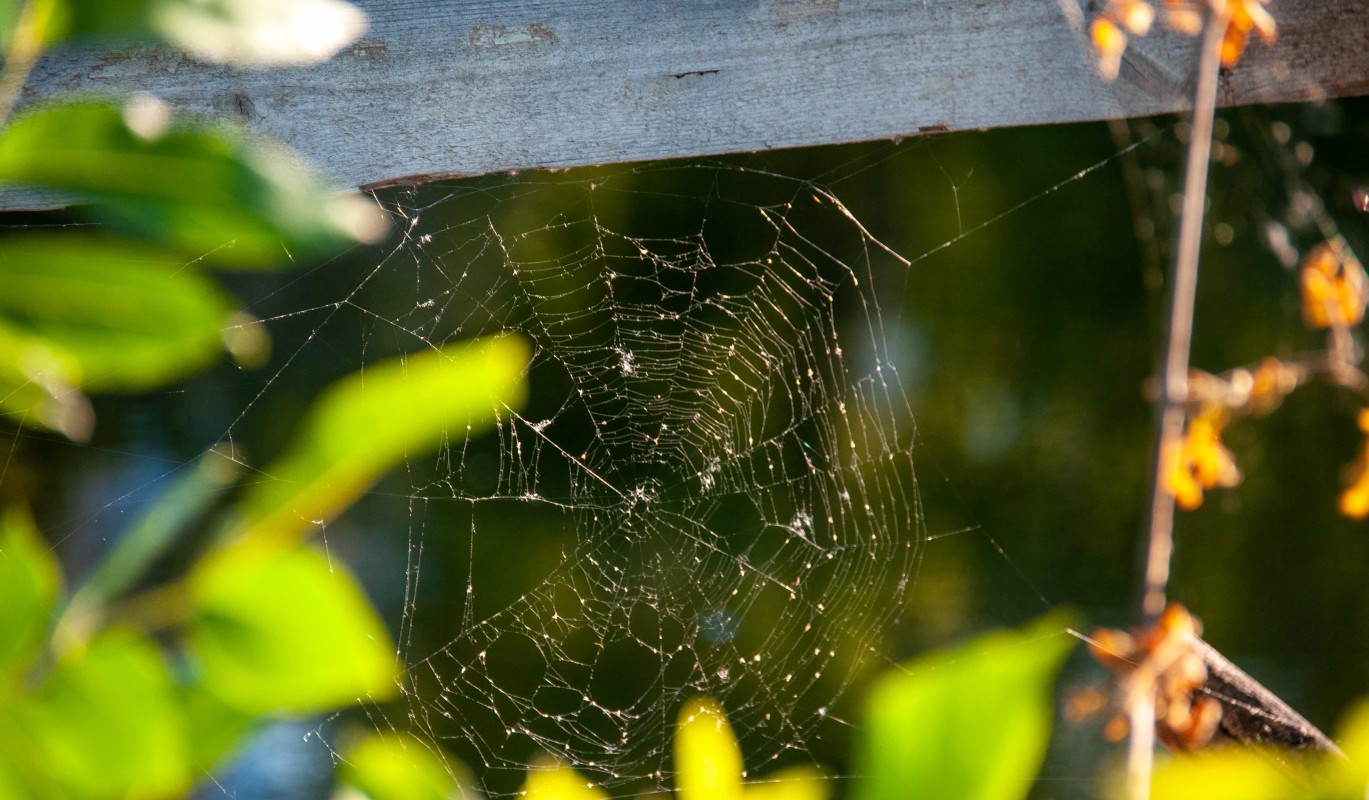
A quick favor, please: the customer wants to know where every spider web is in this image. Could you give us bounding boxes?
[327,162,928,794]
[213,117,1180,797]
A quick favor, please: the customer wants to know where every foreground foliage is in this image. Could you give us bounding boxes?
[0,0,530,796]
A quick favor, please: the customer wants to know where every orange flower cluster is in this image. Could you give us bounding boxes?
[1162,361,1305,510]
[1242,357,1300,417]
[1090,0,1276,81]
[1217,0,1278,66]
[1300,242,1368,329]
[1090,0,1155,81]
[1163,405,1241,510]
[1084,604,1222,750]
[1189,358,1301,418]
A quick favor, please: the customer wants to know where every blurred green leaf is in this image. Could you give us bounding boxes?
[0,288,91,437]
[180,678,257,772]
[676,696,744,800]
[0,749,27,800]
[1150,697,1367,800]
[152,0,367,66]
[1336,699,1369,765]
[8,628,189,799]
[0,506,60,677]
[336,732,476,800]
[51,0,365,65]
[0,373,90,439]
[521,760,608,800]
[851,611,1076,800]
[672,696,827,800]
[24,0,148,44]
[188,540,398,714]
[1149,749,1310,800]
[0,0,33,48]
[0,0,17,41]
[0,0,67,54]
[742,767,828,800]
[0,100,387,267]
[237,333,530,544]
[0,233,235,400]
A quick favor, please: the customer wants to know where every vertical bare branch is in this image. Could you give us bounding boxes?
[1129,5,1231,798]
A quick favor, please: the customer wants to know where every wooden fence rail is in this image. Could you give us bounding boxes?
[7,0,1368,206]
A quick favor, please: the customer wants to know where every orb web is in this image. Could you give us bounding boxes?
[341,162,924,794]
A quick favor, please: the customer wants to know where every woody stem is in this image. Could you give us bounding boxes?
[1130,5,1230,800]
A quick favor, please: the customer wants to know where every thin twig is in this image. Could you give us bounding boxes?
[1129,6,1231,799]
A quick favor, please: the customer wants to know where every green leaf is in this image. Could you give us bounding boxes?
[1336,698,1369,766]
[53,0,366,66]
[188,541,398,714]
[180,679,257,772]
[1150,698,1369,800]
[151,0,368,66]
[0,0,67,51]
[0,233,235,396]
[0,506,60,677]
[0,0,25,47]
[0,100,387,267]
[675,697,744,800]
[0,748,28,800]
[39,0,147,42]
[1149,749,1309,800]
[237,334,530,544]
[742,766,828,800]
[671,696,828,800]
[7,628,190,799]
[336,732,476,800]
[0,372,92,440]
[521,760,608,800]
[0,304,92,438]
[851,611,1076,800]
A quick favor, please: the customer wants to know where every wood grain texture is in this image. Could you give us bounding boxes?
[6,0,1368,206]
[1192,637,1342,758]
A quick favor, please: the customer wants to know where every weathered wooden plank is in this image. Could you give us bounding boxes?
[8,0,1368,206]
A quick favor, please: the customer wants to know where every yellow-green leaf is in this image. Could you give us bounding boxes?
[237,334,529,544]
[188,541,398,714]
[676,696,745,800]
[6,628,190,798]
[34,0,364,66]
[0,101,386,267]
[521,759,608,800]
[743,766,828,800]
[180,678,257,773]
[335,732,476,800]
[0,748,27,800]
[151,0,367,66]
[1149,749,1306,800]
[0,506,60,677]
[0,340,90,438]
[0,233,234,395]
[851,611,1076,800]
[1151,698,1368,800]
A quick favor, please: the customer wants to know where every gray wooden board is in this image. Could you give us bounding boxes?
[5,0,1368,208]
